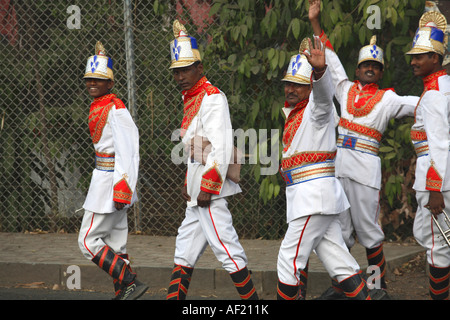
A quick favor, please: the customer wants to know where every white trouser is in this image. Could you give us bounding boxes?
[174,197,248,273]
[277,214,361,285]
[338,177,385,249]
[78,209,129,261]
[414,191,450,267]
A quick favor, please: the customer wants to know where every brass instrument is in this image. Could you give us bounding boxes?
[432,211,450,248]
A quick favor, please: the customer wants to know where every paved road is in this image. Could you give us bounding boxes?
[0,287,117,300]
[0,286,215,300]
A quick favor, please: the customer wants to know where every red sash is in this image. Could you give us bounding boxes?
[180,76,220,137]
[282,99,309,152]
[88,93,126,144]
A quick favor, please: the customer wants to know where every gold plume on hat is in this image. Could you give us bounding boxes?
[95,41,106,56]
[173,19,188,38]
[299,38,310,54]
[369,35,377,46]
[419,11,447,31]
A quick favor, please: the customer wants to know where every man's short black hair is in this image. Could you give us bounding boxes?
[427,52,444,65]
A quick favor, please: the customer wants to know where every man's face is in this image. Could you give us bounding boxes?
[355,61,383,86]
[410,53,438,78]
[172,63,204,91]
[284,81,311,107]
[85,78,114,98]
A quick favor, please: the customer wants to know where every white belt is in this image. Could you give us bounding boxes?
[95,153,115,172]
[337,134,380,156]
[413,140,450,157]
[280,161,335,187]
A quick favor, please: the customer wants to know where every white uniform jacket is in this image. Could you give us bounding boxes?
[180,77,241,207]
[320,32,418,190]
[83,94,139,213]
[411,70,450,192]
[281,68,349,223]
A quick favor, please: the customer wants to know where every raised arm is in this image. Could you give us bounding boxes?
[309,0,322,36]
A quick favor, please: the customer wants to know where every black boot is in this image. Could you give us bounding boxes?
[230,267,259,300]
[92,245,148,300]
[113,253,129,299]
[339,272,371,300]
[166,264,194,300]
[366,244,387,289]
[429,264,450,300]
[277,280,300,300]
[315,279,347,300]
[299,264,308,300]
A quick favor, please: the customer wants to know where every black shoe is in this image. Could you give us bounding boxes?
[314,286,347,300]
[369,288,391,300]
[116,279,149,300]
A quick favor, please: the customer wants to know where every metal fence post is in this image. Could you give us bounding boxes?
[123,0,140,232]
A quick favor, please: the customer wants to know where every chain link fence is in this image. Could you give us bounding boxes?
[0,0,422,240]
[0,0,287,239]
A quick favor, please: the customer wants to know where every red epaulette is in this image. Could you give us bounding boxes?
[112,97,127,110]
[204,83,220,96]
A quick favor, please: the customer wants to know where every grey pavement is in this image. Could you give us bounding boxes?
[0,232,424,300]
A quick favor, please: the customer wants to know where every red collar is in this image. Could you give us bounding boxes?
[182,76,208,102]
[92,93,116,105]
[422,69,447,91]
[354,80,379,91]
[284,99,309,117]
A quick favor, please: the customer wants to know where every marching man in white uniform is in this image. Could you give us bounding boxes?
[77,42,148,300]
[276,36,370,300]
[308,0,418,299]
[407,11,450,300]
[166,20,258,300]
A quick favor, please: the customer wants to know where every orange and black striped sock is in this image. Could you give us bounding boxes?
[277,280,299,300]
[113,253,130,296]
[166,264,193,300]
[299,264,308,299]
[92,246,136,286]
[366,244,387,289]
[339,272,371,300]
[429,265,449,300]
[230,267,258,300]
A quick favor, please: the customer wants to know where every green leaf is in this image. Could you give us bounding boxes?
[379,146,394,153]
[209,2,222,16]
[291,18,300,39]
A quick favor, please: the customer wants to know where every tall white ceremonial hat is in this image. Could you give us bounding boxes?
[169,20,202,69]
[282,38,313,85]
[406,11,447,56]
[357,35,384,67]
[83,41,114,80]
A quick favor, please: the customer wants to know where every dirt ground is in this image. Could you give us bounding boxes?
[383,251,430,300]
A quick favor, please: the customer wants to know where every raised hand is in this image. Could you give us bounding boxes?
[303,37,326,79]
[309,0,322,36]
[308,0,321,21]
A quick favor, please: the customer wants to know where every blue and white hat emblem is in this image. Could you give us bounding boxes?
[357,36,384,66]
